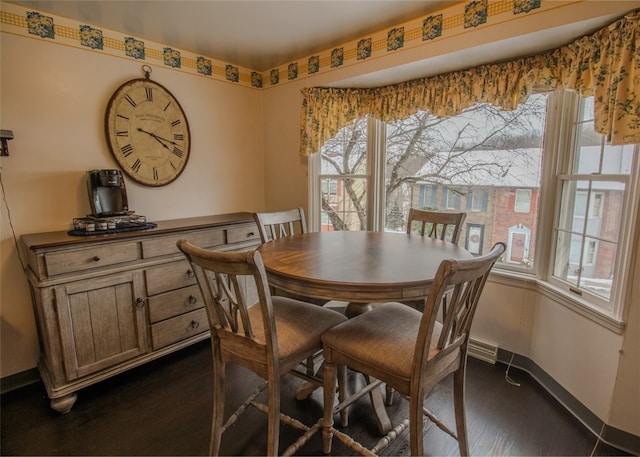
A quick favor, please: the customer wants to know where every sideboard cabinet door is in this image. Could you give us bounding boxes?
[53,271,149,380]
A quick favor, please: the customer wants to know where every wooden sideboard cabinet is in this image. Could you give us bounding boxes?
[21,213,260,413]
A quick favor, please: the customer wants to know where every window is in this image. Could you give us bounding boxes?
[515,189,531,213]
[317,117,369,231]
[468,189,488,212]
[418,184,437,208]
[550,94,638,315]
[310,92,638,321]
[321,179,338,196]
[314,95,548,270]
[443,188,462,210]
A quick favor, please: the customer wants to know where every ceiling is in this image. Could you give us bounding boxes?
[8,1,637,86]
[10,0,457,70]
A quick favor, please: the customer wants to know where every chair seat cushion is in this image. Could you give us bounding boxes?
[322,302,442,394]
[248,296,347,372]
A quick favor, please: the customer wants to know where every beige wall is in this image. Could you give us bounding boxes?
[1,0,638,443]
[608,231,640,436]
[0,33,265,376]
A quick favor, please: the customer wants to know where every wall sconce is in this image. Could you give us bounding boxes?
[1,130,14,156]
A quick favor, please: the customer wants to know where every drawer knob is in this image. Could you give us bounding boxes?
[135,298,146,309]
[188,295,197,305]
[190,320,200,329]
[248,231,255,237]
[186,269,195,279]
[92,256,101,262]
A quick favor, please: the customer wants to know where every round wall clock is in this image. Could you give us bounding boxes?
[105,66,191,186]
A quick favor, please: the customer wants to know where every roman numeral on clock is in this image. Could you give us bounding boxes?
[171,119,181,127]
[153,168,159,180]
[124,94,136,108]
[121,144,134,157]
[131,159,142,173]
[172,146,183,158]
[145,87,153,101]
[116,130,128,137]
[174,133,184,141]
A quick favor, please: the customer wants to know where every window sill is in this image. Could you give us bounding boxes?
[489,269,626,335]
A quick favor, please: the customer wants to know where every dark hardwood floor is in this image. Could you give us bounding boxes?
[1,340,630,456]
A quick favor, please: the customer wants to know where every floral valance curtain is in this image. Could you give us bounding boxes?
[300,11,640,157]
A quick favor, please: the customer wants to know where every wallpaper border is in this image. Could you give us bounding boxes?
[1,0,556,90]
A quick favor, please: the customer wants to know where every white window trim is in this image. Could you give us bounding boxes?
[308,151,321,230]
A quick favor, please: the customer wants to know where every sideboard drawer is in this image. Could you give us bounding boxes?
[148,284,203,323]
[151,308,208,350]
[227,225,260,244]
[145,260,196,296]
[141,229,225,258]
[44,242,139,276]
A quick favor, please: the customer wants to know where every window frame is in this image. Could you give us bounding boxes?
[544,92,639,321]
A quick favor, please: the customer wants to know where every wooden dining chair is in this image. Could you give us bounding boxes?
[176,240,347,456]
[253,207,321,381]
[254,207,307,243]
[406,208,467,244]
[404,208,468,316]
[321,242,506,456]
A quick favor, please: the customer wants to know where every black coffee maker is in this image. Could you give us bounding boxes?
[86,169,129,217]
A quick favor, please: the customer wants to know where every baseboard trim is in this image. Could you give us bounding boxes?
[497,348,639,456]
[1,368,40,394]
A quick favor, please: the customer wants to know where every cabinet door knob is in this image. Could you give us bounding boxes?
[135,298,146,309]
[188,295,197,304]
[190,320,200,329]
[186,269,194,279]
[92,256,101,262]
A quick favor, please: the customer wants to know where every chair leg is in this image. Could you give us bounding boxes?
[385,385,394,406]
[409,390,425,456]
[266,379,281,456]
[323,360,337,454]
[337,364,348,427]
[306,355,315,376]
[453,367,469,457]
[363,374,392,434]
[210,349,225,456]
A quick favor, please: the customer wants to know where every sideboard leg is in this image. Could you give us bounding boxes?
[50,393,77,414]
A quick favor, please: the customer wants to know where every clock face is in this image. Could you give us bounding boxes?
[105,78,191,186]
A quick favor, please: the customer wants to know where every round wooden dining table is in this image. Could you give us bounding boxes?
[257,230,474,315]
[258,230,473,434]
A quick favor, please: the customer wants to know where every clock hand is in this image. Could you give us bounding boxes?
[138,128,170,149]
[137,128,179,146]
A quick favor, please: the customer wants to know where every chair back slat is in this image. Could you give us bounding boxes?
[406,208,466,244]
[254,207,307,242]
[177,241,277,353]
[415,242,505,373]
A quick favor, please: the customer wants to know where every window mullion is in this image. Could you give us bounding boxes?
[368,117,386,232]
